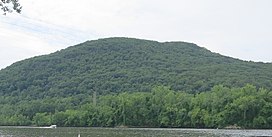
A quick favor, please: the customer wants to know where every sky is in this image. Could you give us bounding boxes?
[1,0,272,69]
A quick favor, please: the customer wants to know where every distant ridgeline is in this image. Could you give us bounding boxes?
[1,37,272,96]
[0,37,272,128]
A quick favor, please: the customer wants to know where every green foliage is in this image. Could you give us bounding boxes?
[1,38,272,128]
[0,85,272,128]
[1,38,272,99]
[33,113,51,126]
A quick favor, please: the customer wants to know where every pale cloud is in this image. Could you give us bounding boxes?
[20,0,139,32]
[0,27,55,69]
[0,18,61,68]
[1,0,272,69]
[0,14,97,69]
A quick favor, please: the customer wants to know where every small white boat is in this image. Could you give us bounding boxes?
[49,125,57,129]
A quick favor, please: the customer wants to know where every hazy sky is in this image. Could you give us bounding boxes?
[1,0,272,69]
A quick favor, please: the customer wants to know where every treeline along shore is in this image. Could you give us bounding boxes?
[1,38,272,129]
[0,85,271,129]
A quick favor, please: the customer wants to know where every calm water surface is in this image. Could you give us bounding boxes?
[0,127,272,137]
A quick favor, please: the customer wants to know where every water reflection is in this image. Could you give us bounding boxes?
[0,127,272,137]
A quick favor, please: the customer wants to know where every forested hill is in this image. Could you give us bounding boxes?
[1,37,272,98]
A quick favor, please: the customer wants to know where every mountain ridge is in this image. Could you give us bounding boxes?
[0,37,272,98]
[1,37,272,127]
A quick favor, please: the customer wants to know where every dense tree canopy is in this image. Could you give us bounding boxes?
[1,37,272,98]
[0,37,272,128]
[1,85,272,129]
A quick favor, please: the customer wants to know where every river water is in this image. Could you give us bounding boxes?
[0,127,272,137]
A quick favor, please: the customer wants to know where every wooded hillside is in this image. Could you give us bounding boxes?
[0,37,272,128]
[1,37,272,98]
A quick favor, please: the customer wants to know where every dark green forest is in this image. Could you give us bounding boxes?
[0,37,272,128]
[1,38,272,95]
[1,85,272,128]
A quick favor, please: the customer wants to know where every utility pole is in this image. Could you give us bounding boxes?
[122,96,126,126]
[93,91,97,106]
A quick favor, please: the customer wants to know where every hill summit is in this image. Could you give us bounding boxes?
[0,37,272,98]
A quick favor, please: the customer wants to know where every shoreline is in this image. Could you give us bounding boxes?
[0,126,270,130]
